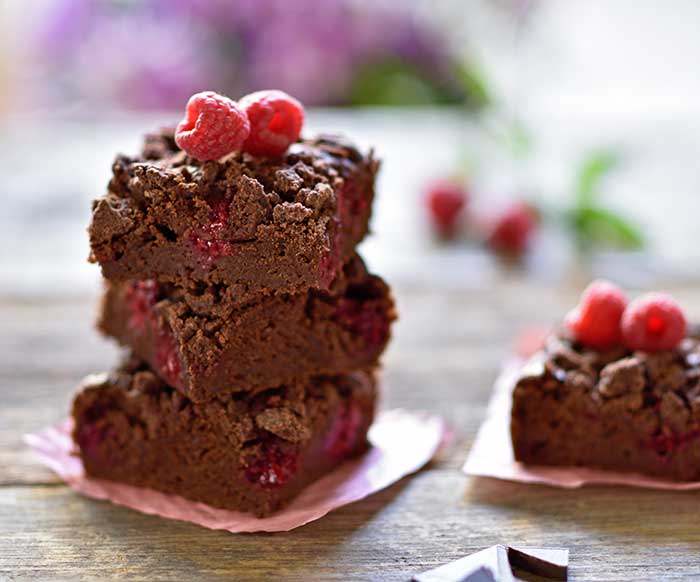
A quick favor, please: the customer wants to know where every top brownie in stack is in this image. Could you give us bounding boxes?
[89,129,378,299]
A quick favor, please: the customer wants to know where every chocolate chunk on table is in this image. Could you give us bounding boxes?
[412,545,568,582]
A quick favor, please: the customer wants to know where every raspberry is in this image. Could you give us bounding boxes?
[338,178,370,242]
[318,222,342,289]
[647,428,700,457]
[565,280,628,350]
[155,324,183,390]
[325,402,363,459]
[334,298,389,352]
[188,233,236,263]
[245,441,299,488]
[621,293,687,352]
[486,202,538,258]
[125,280,160,332]
[425,179,468,238]
[187,198,236,264]
[175,91,250,161]
[76,422,117,465]
[239,90,305,157]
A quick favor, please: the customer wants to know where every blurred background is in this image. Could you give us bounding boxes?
[3,0,700,298]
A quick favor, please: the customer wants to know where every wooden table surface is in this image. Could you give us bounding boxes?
[4,279,700,582]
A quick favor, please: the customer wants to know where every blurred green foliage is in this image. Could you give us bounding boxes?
[568,150,645,251]
[349,60,490,108]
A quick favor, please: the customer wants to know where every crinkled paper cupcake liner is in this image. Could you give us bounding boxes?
[26,409,449,533]
[464,359,700,490]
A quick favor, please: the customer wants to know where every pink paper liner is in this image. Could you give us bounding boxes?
[25,409,448,533]
[463,359,700,490]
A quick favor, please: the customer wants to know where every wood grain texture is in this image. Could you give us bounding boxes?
[4,283,700,581]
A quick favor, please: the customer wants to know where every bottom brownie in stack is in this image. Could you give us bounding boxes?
[72,357,377,517]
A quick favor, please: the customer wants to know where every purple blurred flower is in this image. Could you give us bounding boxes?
[154,0,241,31]
[241,1,362,104]
[45,9,222,110]
[35,0,96,56]
[236,0,455,104]
[32,0,465,110]
[104,18,220,110]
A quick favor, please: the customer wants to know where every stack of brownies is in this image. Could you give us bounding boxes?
[72,127,396,516]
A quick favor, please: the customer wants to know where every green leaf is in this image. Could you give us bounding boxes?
[570,206,645,251]
[349,59,484,106]
[454,61,491,110]
[575,150,620,206]
[349,61,444,106]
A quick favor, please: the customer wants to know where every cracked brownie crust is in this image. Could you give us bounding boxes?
[98,254,395,402]
[89,129,378,297]
[72,357,377,516]
[511,332,700,480]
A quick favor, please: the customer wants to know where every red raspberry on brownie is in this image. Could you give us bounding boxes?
[565,279,628,350]
[622,292,687,352]
[239,90,305,157]
[175,91,250,161]
[425,179,468,238]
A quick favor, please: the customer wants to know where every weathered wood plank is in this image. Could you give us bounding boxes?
[3,476,700,581]
[5,286,700,580]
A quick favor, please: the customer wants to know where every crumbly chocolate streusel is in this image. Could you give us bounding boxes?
[89,129,379,298]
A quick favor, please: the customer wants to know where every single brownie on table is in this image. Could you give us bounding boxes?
[97,254,395,402]
[511,332,700,480]
[72,356,377,517]
[89,129,378,298]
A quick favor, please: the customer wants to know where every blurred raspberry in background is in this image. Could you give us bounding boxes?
[425,179,469,239]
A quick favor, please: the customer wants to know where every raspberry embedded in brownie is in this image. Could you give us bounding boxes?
[122,280,184,391]
[71,358,377,517]
[88,129,379,298]
[324,400,365,459]
[153,325,182,389]
[124,280,160,331]
[98,254,396,402]
[75,421,118,466]
[511,332,700,480]
[334,296,390,356]
[244,440,300,489]
[186,197,237,264]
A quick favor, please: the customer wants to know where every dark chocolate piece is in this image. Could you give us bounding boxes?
[508,547,568,580]
[412,545,568,582]
[89,129,378,298]
[72,356,377,517]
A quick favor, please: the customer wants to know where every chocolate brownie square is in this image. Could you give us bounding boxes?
[89,130,378,297]
[72,357,377,517]
[511,333,700,480]
[97,254,395,402]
